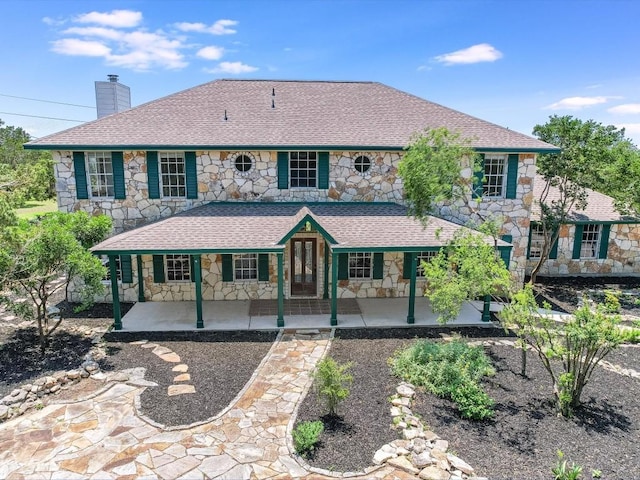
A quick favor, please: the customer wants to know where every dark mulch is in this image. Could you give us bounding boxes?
[0,298,128,399]
[295,327,511,472]
[101,330,278,427]
[412,343,640,480]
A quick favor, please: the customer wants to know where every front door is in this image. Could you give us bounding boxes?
[290,238,317,296]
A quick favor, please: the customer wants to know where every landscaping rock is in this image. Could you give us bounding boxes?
[0,405,8,420]
[412,451,435,468]
[447,454,474,475]
[388,455,419,474]
[419,465,450,480]
[397,384,416,397]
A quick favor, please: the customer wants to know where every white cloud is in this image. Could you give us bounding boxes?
[75,9,142,28]
[615,123,640,145]
[197,46,225,60]
[608,103,640,115]
[42,16,66,26]
[433,43,503,65]
[63,26,124,40]
[206,61,258,74]
[175,19,238,35]
[417,65,431,72]
[545,96,610,110]
[51,38,111,57]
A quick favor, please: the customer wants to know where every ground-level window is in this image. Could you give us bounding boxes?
[529,223,545,259]
[87,151,114,198]
[349,252,371,279]
[235,253,258,280]
[160,152,186,197]
[290,151,317,188]
[580,224,601,259]
[416,251,438,277]
[483,154,507,197]
[101,255,121,282]
[166,254,190,281]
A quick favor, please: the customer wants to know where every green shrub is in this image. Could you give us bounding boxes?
[451,383,494,420]
[603,290,621,314]
[292,420,324,457]
[552,450,583,480]
[619,327,640,344]
[314,357,353,417]
[391,340,495,420]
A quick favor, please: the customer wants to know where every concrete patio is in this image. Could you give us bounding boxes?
[118,297,491,331]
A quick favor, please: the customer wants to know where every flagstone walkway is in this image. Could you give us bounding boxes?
[0,331,413,480]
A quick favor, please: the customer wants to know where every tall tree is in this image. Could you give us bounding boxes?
[529,115,635,283]
[0,212,111,354]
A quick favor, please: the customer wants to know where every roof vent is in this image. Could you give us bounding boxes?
[107,74,119,83]
[95,74,131,119]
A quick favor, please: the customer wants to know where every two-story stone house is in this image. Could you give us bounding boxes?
[26,79,560,329]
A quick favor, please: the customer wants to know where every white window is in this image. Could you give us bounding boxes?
[234,253,258,280]
[529,224,545,259]
[580,225,601,259]
[290,152,317,188]
[87,152,114,198]
[160,152,186,197]
[483,154,507,197]
[348,252,371,279]
[101,255,121,283]
[166,254,190,281]
[416,251,437,277]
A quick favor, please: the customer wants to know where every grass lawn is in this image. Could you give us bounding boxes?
[15,199,57,219]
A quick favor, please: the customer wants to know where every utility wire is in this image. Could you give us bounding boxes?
[0,93,95,109]
[0,112,89,122]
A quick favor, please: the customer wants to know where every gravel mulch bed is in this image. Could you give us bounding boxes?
[412,343,640,480]
[295,327,510,472]
[101,330,278,427]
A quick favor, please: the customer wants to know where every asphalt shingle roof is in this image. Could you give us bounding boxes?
[28,80,558,151]
[91,202,507,253]
[531,174,638,223]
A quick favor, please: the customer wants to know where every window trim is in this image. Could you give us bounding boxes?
[232,152,255,174]
[348,252,372,280]
[354,154,372,174]
[528,223,545,259]
[482,153,508,198]
[86,151,115,199]
[159,151,187,198]
[234,253,258,281]
[100,255,121,284]
[165,254,191,282]
[416,251,437,277]
[289,151,318,189]
[580,224,601,259]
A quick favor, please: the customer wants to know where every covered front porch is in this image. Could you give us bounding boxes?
[117,297,490,331]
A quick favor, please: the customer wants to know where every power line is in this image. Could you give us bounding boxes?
[0,111,89,123]
[0,93,95,109]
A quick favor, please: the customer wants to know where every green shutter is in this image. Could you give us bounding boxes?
[403,252,412,279]
[73,152,89,199]
[549,229,559,260]
[526,226,533,260]
[472,154,485,199]
[505,154,519,199]
[372,252,384,279]
[599,224,611,259]
[189,255,196,283]
[120,255,133,283]
[572,225,584,259]
[277,152,288,189]
[147,151,160,199]
[337,253,349,280]
[500,235,513,268]
[318,152,329,189]
[185,151,198,199]
[258,254,270,281]
[222,254,233,282]
[153,255,165,283]
[112,152,126,199]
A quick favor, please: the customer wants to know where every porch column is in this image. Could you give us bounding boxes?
[109,255,122,330]
[323,241,329,300]
[277,252,284,327]
[330,250,338,326]
[136,254,145,302]
[194,255,203,328]
[482,294,491,322]
[407,252,417,324]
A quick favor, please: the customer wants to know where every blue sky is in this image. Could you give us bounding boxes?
[2,0,640,145]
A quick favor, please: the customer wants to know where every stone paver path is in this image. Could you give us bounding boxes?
[0,332,412,480]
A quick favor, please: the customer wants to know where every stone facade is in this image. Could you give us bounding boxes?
[527,223,640,276]
[58,149,536,302]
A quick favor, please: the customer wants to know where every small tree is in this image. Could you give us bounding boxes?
[422,229,513,323]
[313,356,353,417]
[501,286,623,417]
[0,211,111,354]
